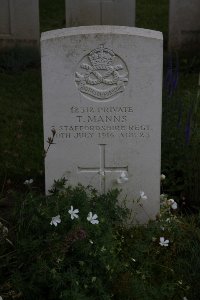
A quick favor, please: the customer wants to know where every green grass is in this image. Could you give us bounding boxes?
[161,56,200,206]
[0,69,43,185]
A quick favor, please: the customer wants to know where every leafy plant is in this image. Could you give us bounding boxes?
[1,182,200,300]
[0,181,128,299]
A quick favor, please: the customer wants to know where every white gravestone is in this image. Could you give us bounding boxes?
[65,0,135,27]
[0,0,40,48]
[41,26,163,223]
[169,0,200,51]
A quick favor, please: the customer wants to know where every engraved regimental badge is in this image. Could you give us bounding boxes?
[75,45,129,101]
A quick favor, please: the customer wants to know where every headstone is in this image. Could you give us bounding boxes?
[169,0,200,51]
[0,0,40,48]
[41,26,163,223]
[65,0,135,27]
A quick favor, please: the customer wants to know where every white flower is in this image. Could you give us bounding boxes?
[140,191,148,200]
[167,198,175,205]
[183,297,188,300]
[89,239,93,244]
[117,171,128,184]
[0,296,3,300]
[50,215,61,226]
[24,179,33,185]
[159,237,169,247]
[87,212,99,224]
[167,199,178,210]
[160,174,166,181]
[68,206,79,220]
[166,218,171,223]
[131,258,136,262]
[171,201,178,210]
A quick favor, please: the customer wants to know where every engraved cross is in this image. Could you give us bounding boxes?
[77,144,128,193]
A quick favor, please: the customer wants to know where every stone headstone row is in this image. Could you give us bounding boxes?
[0,0,135,49]
[0,0,200,51]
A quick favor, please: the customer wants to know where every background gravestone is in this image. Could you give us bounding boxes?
[65,0,135,27]
[0,0,40,48]
[169,0,200,51]
[41,26,163,223]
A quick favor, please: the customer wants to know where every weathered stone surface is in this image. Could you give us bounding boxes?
[41,26,163,223]
[0,0,40,48]
[169,0,200,51]
[65,0,135,27]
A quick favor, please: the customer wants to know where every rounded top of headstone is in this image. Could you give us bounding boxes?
[41,26,163,42]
